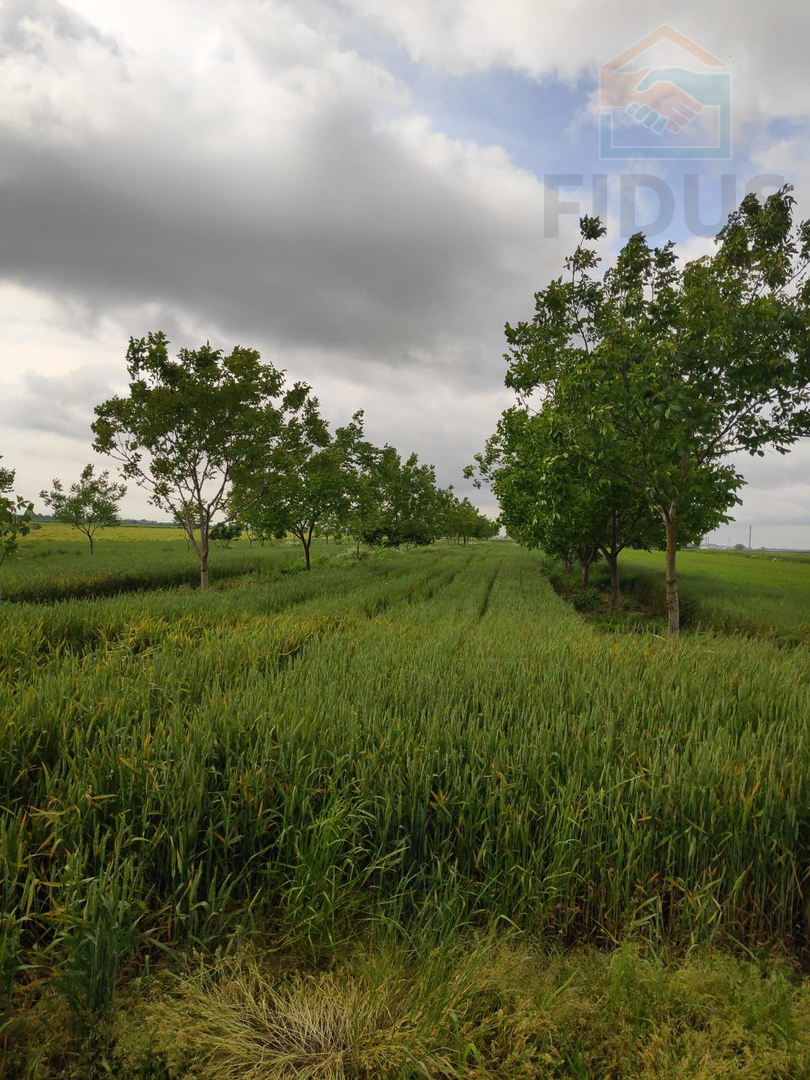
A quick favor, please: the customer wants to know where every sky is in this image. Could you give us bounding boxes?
[1,0,809,547]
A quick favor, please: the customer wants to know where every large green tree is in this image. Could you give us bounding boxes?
[500,188,810,636]
[0,457,37,602]
[40,464,126,554]
[341,434,387,556]
[471,402,728,602]
[93,332,314,590]
[237,408,365,571]
[361,449,439,548]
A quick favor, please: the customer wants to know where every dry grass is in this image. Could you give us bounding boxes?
[6,940,798,1080]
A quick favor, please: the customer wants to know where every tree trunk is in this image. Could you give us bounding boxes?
[199,523,210,592]
[606,552,620,609]
[577,545,596,588]
[664,505,679,639]
[88,533,95,556]
[610,509,618,608]
[301,528,313,571]
[562,555,572,574]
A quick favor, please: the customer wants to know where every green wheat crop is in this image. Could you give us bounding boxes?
[2,541,809,1034]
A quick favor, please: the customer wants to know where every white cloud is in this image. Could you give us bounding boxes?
[343,0,810,127]
[0,0,808,538]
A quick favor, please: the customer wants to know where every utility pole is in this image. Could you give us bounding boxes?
[749,524,752,550]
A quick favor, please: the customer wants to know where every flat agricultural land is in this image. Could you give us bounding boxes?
[1,522,298,602]
[616,547,810,644]
[3,534,810,1078]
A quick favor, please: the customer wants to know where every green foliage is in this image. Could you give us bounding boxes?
[39,464,126,554]
[482,190,810,637]
[92,331,316,588]
[91,344,499,576]
[209,521,243,549]
[237,408,366,570]
[0,461,14,495]
[469,402,668,601]
[364,447,495,548]
[362,447,441,547]
[0,457,38,600]
[570,585,600,612]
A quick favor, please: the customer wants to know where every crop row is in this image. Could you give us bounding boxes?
[2,544,809,1023]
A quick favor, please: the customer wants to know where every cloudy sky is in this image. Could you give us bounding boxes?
[1,0,809,546]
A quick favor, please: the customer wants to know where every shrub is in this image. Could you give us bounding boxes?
[571,585,600,612]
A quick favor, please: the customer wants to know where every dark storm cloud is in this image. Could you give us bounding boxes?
[0,367,116,440]
[0,137,527,373]
[0,0,561,390]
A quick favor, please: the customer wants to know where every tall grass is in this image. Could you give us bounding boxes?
[0,523,309,602]
[611,548,810,644]
[2,542,809,1041]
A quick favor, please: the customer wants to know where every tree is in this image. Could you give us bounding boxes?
[440,493,497,546]
[39,464,126,554]
[0,458,37,601]
[499,188,810,637]
[365,448,441,548]
[470,402,716,604]
[210,521,243,549]
[242,521,263,548]
[238,408,364,571]
[342,438,387,556]
[0,461,14,495]
[92,332,315,590]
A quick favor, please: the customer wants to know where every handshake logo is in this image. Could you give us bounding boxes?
[600,25,731,159]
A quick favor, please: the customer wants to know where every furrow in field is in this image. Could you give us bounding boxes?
[2,542,810,977]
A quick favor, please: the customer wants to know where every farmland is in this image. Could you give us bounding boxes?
[629,548,810,642]
[2,533,810,1077]
[4,3,810,1075]
[0,523,305,603]
[585,547,810,645]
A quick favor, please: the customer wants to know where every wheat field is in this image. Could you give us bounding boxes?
[2,537,810,1076]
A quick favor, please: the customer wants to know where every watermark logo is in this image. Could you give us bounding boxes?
[600,25,731,159]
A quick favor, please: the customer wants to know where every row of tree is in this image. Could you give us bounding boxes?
[2,334,496,592]
[470,187,810,637]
